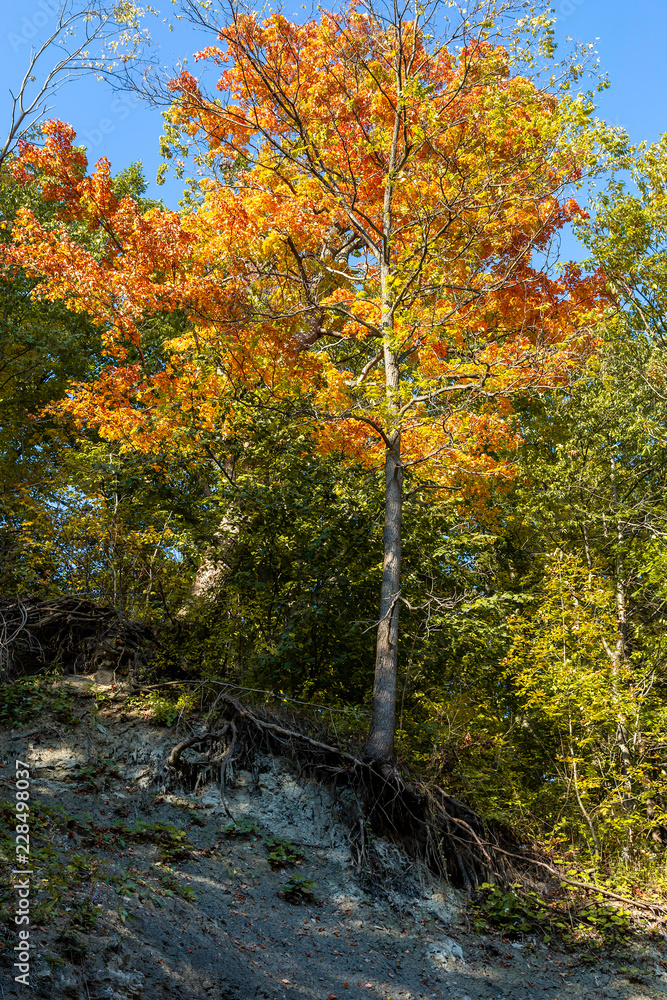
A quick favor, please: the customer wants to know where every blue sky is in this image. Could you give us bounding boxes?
[1,0,666,214]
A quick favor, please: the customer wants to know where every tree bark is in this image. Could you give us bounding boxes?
[363,87,403,762]
[177,512,239,617]
[364,429,402,762]
[364,206,402,761]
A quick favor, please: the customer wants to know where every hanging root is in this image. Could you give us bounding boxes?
[162,691,541,891]
[0,597,156,682]
[210,720,238,822]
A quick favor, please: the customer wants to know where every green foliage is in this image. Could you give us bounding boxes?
[473,882,634,950]
[110,864,196,904]
[279,874,318,904]
[265,837,304,870]
[8,442,198,615]
[129,821,195,862]
[66,898,99,934]
[473,883,549,938]
[0,675,77,727]
[504,551,645,858]
[221,819,262,838]
[148,865,197,902]
[171,425,384,703]
[577,901,633,946]
[127,691,182,726]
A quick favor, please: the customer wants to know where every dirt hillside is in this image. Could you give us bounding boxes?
[1,676,667,1000]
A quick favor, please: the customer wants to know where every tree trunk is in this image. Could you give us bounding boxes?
[364,430,402,762]
[177,512,239,617]
[364,278,402,763]
[363,67,403,764]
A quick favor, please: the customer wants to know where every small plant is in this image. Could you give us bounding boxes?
[221,819,262,838]
[279,874,317,904]
[128,691,180,726]
[264,837,304,869]
[130,820,195,862]
[64,854,99,883]
[117,906,133,925]
[578,901,633,946]
[175,691,197,715]
[150,866,197,902]
[114,875,140,899]
[69,899,98,934]
[472,883,548,938]
[94,689,112,710]
[109,863,195,905]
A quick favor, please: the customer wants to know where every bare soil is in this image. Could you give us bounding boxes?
[2,677,667,1000]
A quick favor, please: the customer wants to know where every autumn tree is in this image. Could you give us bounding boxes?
[0,154,197,609]
[2,1,616,764]
[161,0,610,762]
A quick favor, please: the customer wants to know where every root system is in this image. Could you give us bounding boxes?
[162,688,547,893]
[0,596,156,681]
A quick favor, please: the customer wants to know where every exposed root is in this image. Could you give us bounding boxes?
[162,691,535,892]
[168,732,215,771]
[0,596,156,681]
[209,720,238,822]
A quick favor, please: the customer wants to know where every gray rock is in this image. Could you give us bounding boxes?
[427,935,465,967]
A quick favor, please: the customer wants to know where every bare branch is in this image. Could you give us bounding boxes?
[1,0,152,170]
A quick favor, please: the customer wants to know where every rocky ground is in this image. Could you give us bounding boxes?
[2,676,667,1000]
